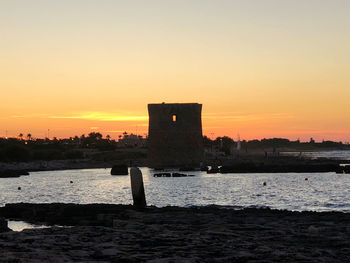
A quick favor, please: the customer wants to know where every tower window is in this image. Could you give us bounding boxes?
[172,114,177,122]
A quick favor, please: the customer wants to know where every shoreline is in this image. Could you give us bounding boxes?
[0,160,120,172]
[1,203,350,262]
[2,158,350,179]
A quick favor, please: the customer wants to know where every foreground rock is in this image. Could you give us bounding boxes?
[0,217,10,232]
[1,203,350,262]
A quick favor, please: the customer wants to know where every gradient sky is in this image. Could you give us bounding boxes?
[1,0,349,141]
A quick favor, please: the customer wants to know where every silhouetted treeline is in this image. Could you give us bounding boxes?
[0,132,117,162]
[203,136,350,155]
[0,132,349,162]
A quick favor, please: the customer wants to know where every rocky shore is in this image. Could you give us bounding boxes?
[0,159,150,178]
[207,156,350,174]
[217,162,342,174]
[0,160,119,178]
[0,160,116,173]
[0,169,29,178]
[1,154,350,178]
[0,203,350,262]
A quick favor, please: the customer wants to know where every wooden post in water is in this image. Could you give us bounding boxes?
[130,167,146,208]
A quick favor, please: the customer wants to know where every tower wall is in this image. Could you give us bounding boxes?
[148,103,203,168]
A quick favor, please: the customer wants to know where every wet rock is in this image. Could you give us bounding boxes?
[154,173,194,177]
[335,167,345,174]
[154,173,171,177]
[200,166,208,171]
[207,166,220,174]
[172,173,187,177]
[343,165,350,174]
[219,162,340,173]
[0,217,10,232]
[308,225,319,235]
[0,170,29,178]
[100,248,119,257]
[1,205,350,262]
[111,164,128,175]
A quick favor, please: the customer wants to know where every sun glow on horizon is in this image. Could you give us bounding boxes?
[49,112,149,122]
[1,1,350,141]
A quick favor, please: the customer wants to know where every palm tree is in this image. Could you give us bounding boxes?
[88,132,103,141]
[18,133,23,140]
[27,133,32,141]
[122,131,128,139]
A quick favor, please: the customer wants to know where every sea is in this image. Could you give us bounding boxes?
[1,151,350,213]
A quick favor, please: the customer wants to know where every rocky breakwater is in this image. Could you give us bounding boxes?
[1,203,350,262]
[210,159,342,174]
[0,169,29,178]
[111,164,128,175]
[338,165,350,174]
[0,218,10,232]
[153,172,195,177]
[0,160,113,173]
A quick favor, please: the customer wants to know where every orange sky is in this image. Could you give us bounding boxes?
[1,1,350,142]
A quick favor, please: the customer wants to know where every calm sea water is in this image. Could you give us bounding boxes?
[1,166,350,212]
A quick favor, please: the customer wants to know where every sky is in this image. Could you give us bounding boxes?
[1,0,350,141]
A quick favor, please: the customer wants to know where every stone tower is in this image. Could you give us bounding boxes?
[148,103,203,168]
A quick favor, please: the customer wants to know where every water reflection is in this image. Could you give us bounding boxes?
[7,220,49,232]
[0,168,349,212]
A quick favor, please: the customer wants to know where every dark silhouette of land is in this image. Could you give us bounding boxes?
[1,134,350,261]
[1,133,349,163]
[1,133,350,176]
[1,203,350,262]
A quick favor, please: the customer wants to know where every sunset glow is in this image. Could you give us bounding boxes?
[49,113,148,122]
[1,0,350,141]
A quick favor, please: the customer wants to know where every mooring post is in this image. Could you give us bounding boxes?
[130,167,146,208]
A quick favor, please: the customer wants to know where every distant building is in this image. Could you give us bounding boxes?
[204,145,226,158]
[148,103,203,168]
[117,133,146,148]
